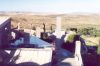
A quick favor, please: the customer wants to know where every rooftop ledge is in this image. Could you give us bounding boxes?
[0,16,11,28]
[0,16,10,25]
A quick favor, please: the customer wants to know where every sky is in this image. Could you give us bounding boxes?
[0,0,100,13]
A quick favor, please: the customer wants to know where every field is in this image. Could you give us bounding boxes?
[1,12,100,30]
[81,35,100,46]
[11,14,100,30]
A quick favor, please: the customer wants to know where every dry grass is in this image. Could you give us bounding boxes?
[11,15,56,30]
[62,15,100,30]
[81,35,100,46]
[1,12,100,30]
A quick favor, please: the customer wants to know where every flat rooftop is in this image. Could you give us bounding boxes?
[0,16,10,25]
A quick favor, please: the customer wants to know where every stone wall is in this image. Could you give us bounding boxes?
[0,17,11,48]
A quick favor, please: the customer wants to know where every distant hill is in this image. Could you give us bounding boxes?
[0,12,100,30]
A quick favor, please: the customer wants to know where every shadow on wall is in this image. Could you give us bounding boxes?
[7,62,51,66]
[56,62,72,66]
[0,49,16,66]
[82,53,99,66]
[0,49,73,66]
[0,49,52,66]
[6,61,52,66]
[7,61,71,66]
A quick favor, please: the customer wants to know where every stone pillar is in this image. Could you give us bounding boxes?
[17,22,20,30]
[36,27,41,38]
[55,16,61,38]
[55,16,62,49]
[75,41,83,66]
[75,41,81,56]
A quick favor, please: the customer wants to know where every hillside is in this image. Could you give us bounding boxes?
[0,12,100,30]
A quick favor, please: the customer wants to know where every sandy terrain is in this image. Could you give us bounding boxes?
[0,12,100,30]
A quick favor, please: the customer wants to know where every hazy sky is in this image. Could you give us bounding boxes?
[0,0,100,13]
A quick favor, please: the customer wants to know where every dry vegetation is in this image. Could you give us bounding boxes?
[62,14,100,30]
[1,12,100,32]
[11,15,56,30]
[81,35,100,46]
[12,14,100,31]
[1,12,100,31]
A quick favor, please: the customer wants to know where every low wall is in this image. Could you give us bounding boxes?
[0,48,53,66]
[0,17,11,48]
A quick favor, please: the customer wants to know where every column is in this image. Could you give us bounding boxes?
[36,26,41,38]
[55,16,61,38]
